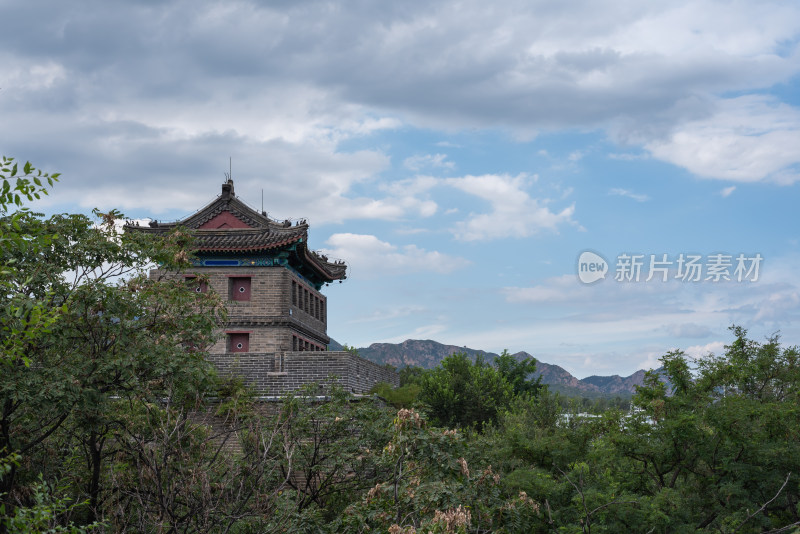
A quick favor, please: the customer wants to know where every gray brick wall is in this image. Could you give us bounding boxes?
[208,351,399,395]
[151,266,395,396]
[151,267,329,352]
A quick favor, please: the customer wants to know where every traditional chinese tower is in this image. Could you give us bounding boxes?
[125,180,396,394]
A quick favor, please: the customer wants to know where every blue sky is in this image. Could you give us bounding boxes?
[3,0,800,377]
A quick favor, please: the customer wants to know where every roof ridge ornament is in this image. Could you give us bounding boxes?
[222,157,234,200]
[221,178,234,200]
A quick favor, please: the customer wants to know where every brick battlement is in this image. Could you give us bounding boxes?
[208,351,399,395]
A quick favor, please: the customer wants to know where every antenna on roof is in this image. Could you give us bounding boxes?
[224,157,232,183]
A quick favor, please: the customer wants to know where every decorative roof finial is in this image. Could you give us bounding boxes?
[222,157,234,199]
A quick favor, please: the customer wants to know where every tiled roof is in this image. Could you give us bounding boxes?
[124,181,347,281]
[185,227,303,253]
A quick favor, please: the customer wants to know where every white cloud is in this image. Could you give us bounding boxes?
[720,186,736,197]
[665,323,713,338]
[504,275,586,304]
[380,322,449,344]
[609,188,650,202]
[684,341,726,360]
[445,174,576,241]
[3,0,800,218]
[637,351,666,372]
[403,153,455,171]
[3,58,66,90]
[350,305,428,324]
[394,226,429,235]
[754,290,800,321]
[320,233,470,278]
[608,152,648,161]
[645,96,800,184]
[500,261,800,361]
[435,141,461,148]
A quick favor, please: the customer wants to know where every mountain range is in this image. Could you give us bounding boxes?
[331,338,654,397]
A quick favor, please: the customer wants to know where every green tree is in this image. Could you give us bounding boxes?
[399,366,426,387]
[369,381,422,408]
[607,327,800,532]
[335,407,544,533]
[0,159,226,527]
[419,353,513,428]
[494,350,544,397]
[277,386,394,519]
[1,157,63,367]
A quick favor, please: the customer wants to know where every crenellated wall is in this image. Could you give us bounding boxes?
[207,351,399,395]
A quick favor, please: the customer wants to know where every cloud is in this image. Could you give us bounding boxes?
[444,174,576,240]
[665,323,713,338]
[2,0,800,217]
[39,125,399,223]
[720,186,736,197]
[608,152,648,161]
[380,173,574,240]
[350,305,428,324]
[684,341,726,360]
[502,257,800,342]
[637,351,667,373]
[609,188,650,202]
[403,153,455,171]
[380,322,449,343]
[2,58,66,90]
[753,290,800,322]
[394,226,430,235]
[320,233,470,278]
[5,1,799,137]
[644,96,800,184]
[3,111,444,225]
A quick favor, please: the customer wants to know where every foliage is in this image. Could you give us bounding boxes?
[0,156,59,211]
[0,455,100,534]
[277,386,394,519]
[418,352,545,429]
[494,350,544,397]
[398,366,426,387]
[419,353,511,428]
[608,326,800,532]
[370,381,422,409]
[333,408,544,533]
[1,158,63,366]
[0,157,227,529]
[106,394,287,533]
[340,343,360,356]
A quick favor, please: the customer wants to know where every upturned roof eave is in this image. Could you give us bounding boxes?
[298,245,347,281]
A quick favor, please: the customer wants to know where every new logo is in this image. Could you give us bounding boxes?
[577,251,608,284]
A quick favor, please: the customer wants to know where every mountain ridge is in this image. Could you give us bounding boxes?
[334,338,653,396]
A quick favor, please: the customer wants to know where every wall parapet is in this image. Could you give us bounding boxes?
[207,351,399,395]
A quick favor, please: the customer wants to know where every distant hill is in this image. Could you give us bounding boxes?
[581,371,649,395]
[358,339,494,370]
[337,338,659,397]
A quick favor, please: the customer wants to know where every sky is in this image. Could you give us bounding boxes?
[3,0,800,378]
